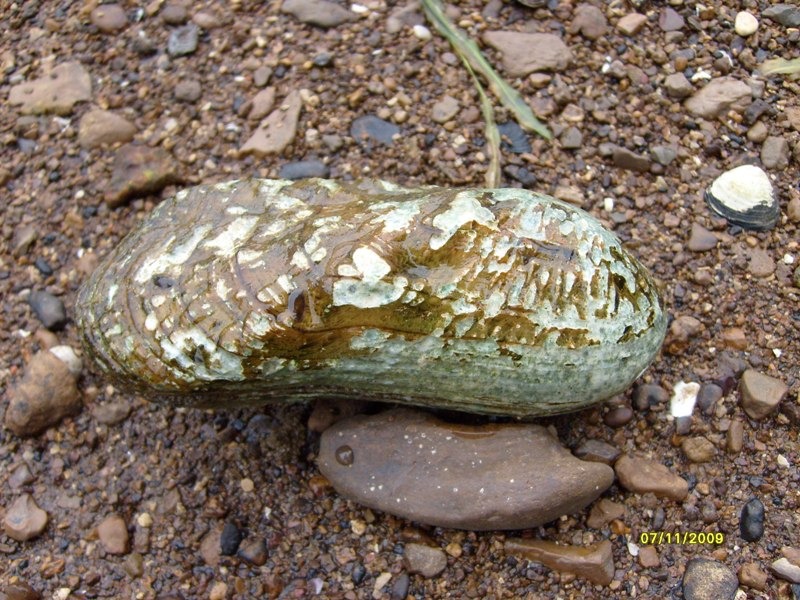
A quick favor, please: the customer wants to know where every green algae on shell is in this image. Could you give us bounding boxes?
[76,178,667,417]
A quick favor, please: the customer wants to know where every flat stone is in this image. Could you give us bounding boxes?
[681,436,716,463]
[3,494,48,541]
[318,409,614,530]
[350,115,400,149]
[659,7,684,31]
[483,31,571,77]
[617,12,647,36]
[738,562,768,591]
[687,223,717,252]
[683,558,738,600]
[240,91,302,157]
[403,543,447,577]
[586,498,625,529]
[5,351,81,437]
[771,558,800,584]
[573,439,621,465]
[560,126,583,149]
[279,160,330,180]
[747,248,775,278]
[431,95,460,124]
[91,400,132,425]
[9,61,92,116]
[505,539,615,586]
[664,72,693,99]
[97,514,129,555]
[569,4,608,40]
[611,146,649,172]
[638,545,660,568]
[685,77,751,119]
[614,454,688,501]
[78,109,136,148]
[739,369,787,420]
[105,144,180,207]
[764,4,800,28]
[281,0,355,28]
[91,4,127,32]
[726,418,744,453]
[248,87,276,121]
[28,290,67,330]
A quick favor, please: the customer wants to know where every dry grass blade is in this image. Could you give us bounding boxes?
[421,0,552,140]
[759,57,800,79]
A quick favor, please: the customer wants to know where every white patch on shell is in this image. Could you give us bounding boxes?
[430,193,497,250]
[203,216,260,256]
[369,200,422,233]
[483,291,506,318]
[333,247,406,308]
[291,250,310,270]
[134,224,212,284]
[144,313,159,331]
[352,247,391,281]
[160,327,244,381]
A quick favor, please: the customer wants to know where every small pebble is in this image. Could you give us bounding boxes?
[638,545,660,568]
[682,436,716,463]
[726,419,744,454]
[350,115,400,148]
[28,290,67,330]
[687,223,717,252]
[772,558,800,584]
[505,539,615,586]
[431,95,459,124]
[615,454,689,501]
[633,383,668,411]
[174,79,202,103]
[740,497,765,542]
[740,369,787,420]
[739,562,768,591]
[604,406,633,428]
[3,494,48,541]
[220,522,243,556]
[734,11,759,36]
[239,539,268,566]
[167,23,199,57]
[91,4,127,32]
[161,3,188,25]
[403,543,447,577]
[573,439,621,465]
[683,558,738,600]
[97,514,129,555]
[586,498,625,529]
[279,160,330,180]
[390,573,409,600]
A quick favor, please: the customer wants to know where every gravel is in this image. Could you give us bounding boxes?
[1,1,799,597]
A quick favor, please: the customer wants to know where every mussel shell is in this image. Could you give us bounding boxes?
[704,164,779,230]
[76,178,667,417]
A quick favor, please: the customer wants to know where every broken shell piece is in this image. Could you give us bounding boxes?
[704,165,779,230]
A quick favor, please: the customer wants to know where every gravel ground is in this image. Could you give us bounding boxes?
[2,1,799,598]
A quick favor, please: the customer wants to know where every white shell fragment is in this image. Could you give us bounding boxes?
[705,165,779,230]
[670,381,700,418]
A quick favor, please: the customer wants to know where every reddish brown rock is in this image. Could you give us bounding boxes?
[318,409,614,530]
[105,144,181,207]
[78,109,136,148]
[738,562,768,591]
[505,539,615,586]
[586,498,625,529]
[240,90,302,157]
[4,351,81,437]
[681,436,717,463]
[482,31,572,77]
[403,543,448,578]
[3,494,49,541]
[9,61,92,115]
[739,369,787,420]
[615,454,688,501]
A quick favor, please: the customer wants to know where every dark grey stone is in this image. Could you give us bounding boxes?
[29,290,67,330]
[279,160,330,180]
[740,497,765,542]
[167,23,199,57]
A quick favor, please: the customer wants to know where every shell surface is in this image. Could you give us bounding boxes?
[76,178,666,417]
[704,164,778,230]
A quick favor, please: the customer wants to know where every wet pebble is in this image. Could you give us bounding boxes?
[573,439,620,465]
[90,4,127,33]
[638,545,660,568]
[614,454,688,500]
[696,383,723,415]
[586,498,625,529]
[318,409,614,530]
[738,561,768,591]
[167,23,199,57]
[740,369,787,420]
[611,146,650,172]
[482,31,571,77]
[391,573,409,600]
[97,514,129,555]
[28,290,67,330]
[239,539,268,566]
[681,436,716,463]
[5,351,81,437]
[281,0,356,28]
[685,77,751,119]
[505,539,615,586]
[403,543,447,577]
[0,581,41,600]
[633,383,668,411]
[161,3,188,25]
[3,494,48,541]
[674,416,692,436]
[498,121,531,153]
[106,144,180,207]
[726,418,744,454]
[682,558,738,600]
[761,135,790,170]
[350,115,399,148]
[241,91,302,156]
[279,160,330,180]
[78,109,137,148]
[604,406,633,428]
[220,521,243,556]
[740,497,765,542]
